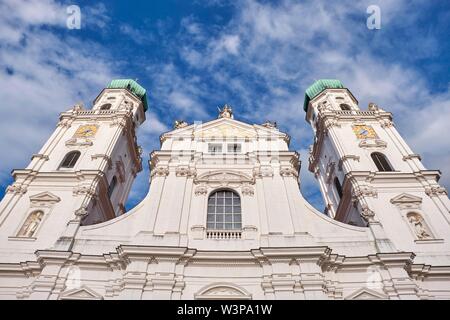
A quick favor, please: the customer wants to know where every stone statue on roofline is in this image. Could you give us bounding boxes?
[218,104,233,119]
[174,120,188,129]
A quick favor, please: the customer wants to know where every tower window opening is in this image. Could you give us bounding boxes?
[208,143,222,154]
[371,152,394,172]
[340,103,351,111]
[100,103,112,110]
[59,151,81,169]
[207,190,242,230]
[108,176,117,198]
[227,143,241,153]
[334,177,343,199]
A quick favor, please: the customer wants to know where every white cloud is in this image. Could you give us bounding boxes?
[0,0,115,187]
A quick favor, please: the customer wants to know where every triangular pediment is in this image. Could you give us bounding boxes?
[29,192,61,203]
[195,170,254,184]
[161,117,287,140]
[59,286,103,300]
[390,193,422,204]
[345,288,388,300]
[194,118,257,138]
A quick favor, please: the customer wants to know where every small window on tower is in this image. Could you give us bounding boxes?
[108,176,117,198]
[227,143,241,153]
[59,151,81,169]
[371,152,394,172]
[334,177,343,199]
[100,103,112,110]
[208,144,222,154]
[340,104,351,111]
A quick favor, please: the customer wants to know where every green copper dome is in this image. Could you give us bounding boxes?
[107,79,149,112]
[303,79,344,112]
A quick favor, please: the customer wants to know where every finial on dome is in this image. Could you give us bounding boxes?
[218,104,233,119]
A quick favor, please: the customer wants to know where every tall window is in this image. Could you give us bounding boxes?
[100,103,112,110]
[371,152,393,172]
[334,177,343,199]
[60,151,81,169]
[108,176,117,198]
[207,190,241,230]
[208,143,222,154]
[227,143,241,153]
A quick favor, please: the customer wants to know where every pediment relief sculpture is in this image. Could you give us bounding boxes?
[195,170,255,187]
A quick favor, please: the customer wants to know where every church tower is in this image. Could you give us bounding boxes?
[304,79,450,254]
[0,79,147,251]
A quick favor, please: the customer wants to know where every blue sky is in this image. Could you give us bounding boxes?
[0,0,449,211]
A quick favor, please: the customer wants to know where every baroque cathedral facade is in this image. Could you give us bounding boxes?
[0,79,449,300]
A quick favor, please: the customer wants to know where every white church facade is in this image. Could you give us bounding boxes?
[0,79,449,300]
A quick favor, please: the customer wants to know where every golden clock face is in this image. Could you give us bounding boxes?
[352,125,378,139]
[74,125,98,138]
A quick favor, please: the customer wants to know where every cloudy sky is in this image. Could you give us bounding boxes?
[0,0,449,211]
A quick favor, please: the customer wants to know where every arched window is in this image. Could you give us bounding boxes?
[100,103,112,110]
[108,176,117,198]
[334,177,343,199]
[207,190,241,230]
[371,152,393,172]
[60,151,81,169]
[340,103,351,111]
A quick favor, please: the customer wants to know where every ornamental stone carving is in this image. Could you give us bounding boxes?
[75,206,88,218]
[73,186,97,199]
[253,166,273,178]
[194,185,208,196]
[195,170,254,188]
[360,204,376,223]
[241,184,254,196]
[65,138,93,147]
[352,186,378,199]
[151,166,169,178]
[17,211,44,237]
[176,166,196,178]
[407,213,433,240]
[279,166,298,178]
[6,183,27,195]
[358,139,387,149]
[380,119,394,128]
[425,187,448,197]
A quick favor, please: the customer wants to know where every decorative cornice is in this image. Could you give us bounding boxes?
[338,155,360,170]
[31,154,49,161]
[403,154,422,161]
[91,154,112,168]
